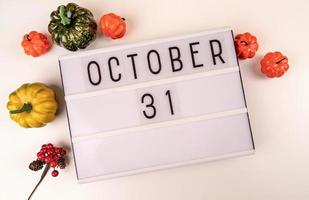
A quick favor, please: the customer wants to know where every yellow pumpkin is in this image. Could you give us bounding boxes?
[7,83,58,128]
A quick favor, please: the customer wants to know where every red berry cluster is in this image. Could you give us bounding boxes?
[37,143,66,177]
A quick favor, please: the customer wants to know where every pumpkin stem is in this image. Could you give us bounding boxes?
[276,58,286,64]
[26,34,31,41]
[59,5,71,26]
[27,164,50,200]
[240,41,248,46]
[10,103,32,114]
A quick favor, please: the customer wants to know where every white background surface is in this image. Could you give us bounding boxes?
[0,0,308,199]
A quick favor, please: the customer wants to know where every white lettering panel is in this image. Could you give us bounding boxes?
[73,114,253,180]
[60,28,237,95]
[66,72,245,137]
[59,27,254,183]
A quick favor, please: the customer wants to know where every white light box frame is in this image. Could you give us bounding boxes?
[59,27,255,183]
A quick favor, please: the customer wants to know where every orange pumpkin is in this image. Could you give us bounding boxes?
[234,32,258,59]
[21,31,51,57]
[260,52,289,78]
[100,13,126,39]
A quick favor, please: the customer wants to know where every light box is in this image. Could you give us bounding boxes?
[59,27,255,183]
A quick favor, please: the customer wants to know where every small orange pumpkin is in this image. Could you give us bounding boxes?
[234,32,258,59]
[100,13,126,39]
[260,52,289,78]
[21,31,51,57]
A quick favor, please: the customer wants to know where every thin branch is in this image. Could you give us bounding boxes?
[27,164,50,200]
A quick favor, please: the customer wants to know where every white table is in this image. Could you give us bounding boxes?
[0,0,308,199]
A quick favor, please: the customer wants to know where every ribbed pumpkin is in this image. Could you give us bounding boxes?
[21,31,51,57]
[100,13,126,39]
[7,83,58,128]
[48,3,97,51]
[234,32,258,59]
[260,52,289,78]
